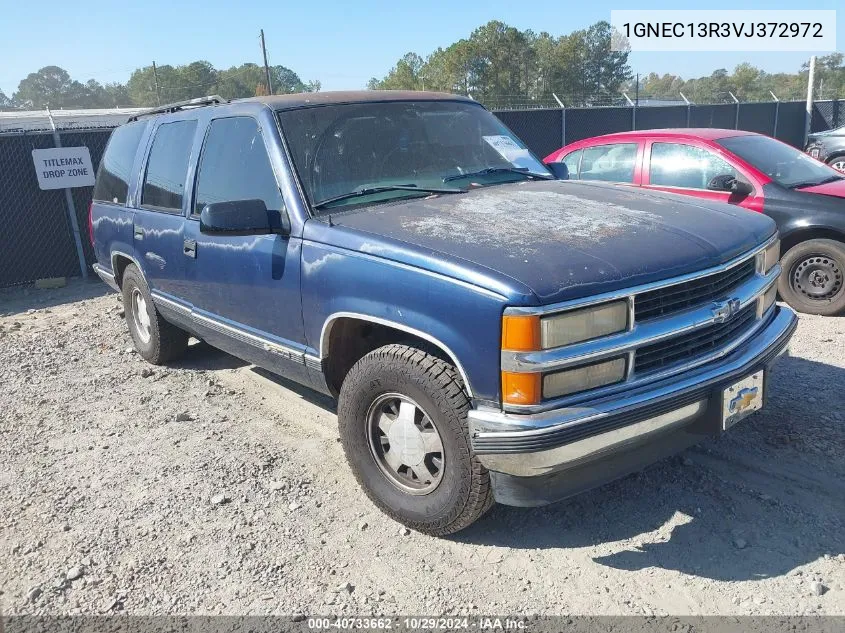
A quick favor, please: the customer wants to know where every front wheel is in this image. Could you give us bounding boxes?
[826,155,845,173]
[337,344,493,536]
[777,239,845,316]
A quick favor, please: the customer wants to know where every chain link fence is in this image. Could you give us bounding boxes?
[0,127,113,287]
[493,99,845,162]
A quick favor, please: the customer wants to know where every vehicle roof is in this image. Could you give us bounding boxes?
[242,90,476,111]
[576,128,757,143]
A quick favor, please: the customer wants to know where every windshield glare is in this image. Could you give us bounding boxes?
[277,100,550,211]
[717,134,842,188]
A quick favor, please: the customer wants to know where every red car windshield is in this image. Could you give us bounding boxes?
[718,135,844,189]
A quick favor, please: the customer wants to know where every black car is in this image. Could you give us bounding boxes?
[806,125,845,173]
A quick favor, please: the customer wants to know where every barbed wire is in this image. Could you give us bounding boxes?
[481,89,845,110]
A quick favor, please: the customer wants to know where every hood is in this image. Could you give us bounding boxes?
[314,180,776,305]
[809,126,845,140]
[793,179,845,199]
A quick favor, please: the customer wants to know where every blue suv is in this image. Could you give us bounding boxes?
[91,92,797,535]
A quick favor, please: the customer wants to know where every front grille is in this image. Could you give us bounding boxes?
[635,258,756,321]
[634,304,756,375]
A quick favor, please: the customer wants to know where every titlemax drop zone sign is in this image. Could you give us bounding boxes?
[31,147,95,190]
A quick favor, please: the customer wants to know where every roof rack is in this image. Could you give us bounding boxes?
[127,95,228,122]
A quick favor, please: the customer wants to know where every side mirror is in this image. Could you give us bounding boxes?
[546,162,570,180]
[199,200,287,236]
[707,174,752,197]
[730,179,754,197]
[707,174,736,191]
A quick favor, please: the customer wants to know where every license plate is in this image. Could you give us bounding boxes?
[810,148,820,158]
[721,372,764,430]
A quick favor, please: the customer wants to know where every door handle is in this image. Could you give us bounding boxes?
[133,227,144,241]
[183,239,197,258]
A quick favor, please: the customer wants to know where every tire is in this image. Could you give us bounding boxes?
[777,239,845,316]
[337,344,494,536]
[826,155,845,173]
[121,264,189,364]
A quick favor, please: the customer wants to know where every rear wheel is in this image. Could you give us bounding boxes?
[121,264,189,363]
[778,239,845,316]
[337,344,493,536]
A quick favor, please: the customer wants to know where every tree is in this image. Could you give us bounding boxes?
[371,53,426,91]
[14,66,90,109]
[0,89,14,110]
[575,21,631,101]
[367,20,631,108]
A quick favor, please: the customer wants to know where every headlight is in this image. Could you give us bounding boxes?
[541,301,629,348]
[758,239,780,275]
[543,357,627,399]
[500,302,630,405]
[502,301,629,352]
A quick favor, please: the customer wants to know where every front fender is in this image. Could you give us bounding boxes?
[300,240,508,403]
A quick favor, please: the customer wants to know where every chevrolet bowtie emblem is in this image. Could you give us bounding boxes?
[729,387,759,414]
[712,298,741,323]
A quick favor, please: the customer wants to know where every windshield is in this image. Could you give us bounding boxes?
[277,100,550,212]
[717,134,843,189]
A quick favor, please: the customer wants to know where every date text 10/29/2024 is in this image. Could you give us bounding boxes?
[307,617,527,630]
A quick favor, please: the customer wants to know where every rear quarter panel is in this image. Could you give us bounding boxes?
[92,202,135,273]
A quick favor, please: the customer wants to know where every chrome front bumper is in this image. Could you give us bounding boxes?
[468,305,797,481]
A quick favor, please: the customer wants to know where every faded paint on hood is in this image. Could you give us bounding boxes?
[316,180,776,305]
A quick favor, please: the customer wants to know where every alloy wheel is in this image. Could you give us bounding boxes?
[131,288,152,344]
[366,393,445,495]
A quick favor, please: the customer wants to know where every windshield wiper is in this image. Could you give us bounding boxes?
[443,167,553,183]
[790,174,844,189]
[313,184,465,209]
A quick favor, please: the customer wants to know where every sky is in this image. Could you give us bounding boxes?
[0,0,842,98]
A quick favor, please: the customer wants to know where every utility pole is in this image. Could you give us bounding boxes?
[152,61,161,106]
[260,29,273,95]
[805,55,817,147]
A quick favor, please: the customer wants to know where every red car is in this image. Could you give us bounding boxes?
[544,129,845,316]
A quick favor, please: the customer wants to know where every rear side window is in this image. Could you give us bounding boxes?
[92,121,146,205]
[141,120,197,212]
[193,117,283,215]
[579,143,637,183]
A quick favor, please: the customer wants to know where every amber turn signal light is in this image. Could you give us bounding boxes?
[501,371,542,406]
[501,315,541,351]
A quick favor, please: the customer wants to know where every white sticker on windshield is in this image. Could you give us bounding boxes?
[482,135,535,169]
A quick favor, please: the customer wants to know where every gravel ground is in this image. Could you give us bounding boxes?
[1,279,843,617]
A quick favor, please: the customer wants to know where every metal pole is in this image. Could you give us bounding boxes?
[805,55,817,147]
[634,73,639,131]
[552,93,564,108]
[680,91,691,127]
[260,29,274,95]
[46,107,88,280]
[729,91,740,129]
[561,105,566,147]
[152,61,161,106]
[770,91,780,138]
